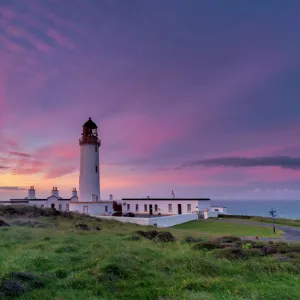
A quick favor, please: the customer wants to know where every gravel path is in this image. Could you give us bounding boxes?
[216,219,300,242]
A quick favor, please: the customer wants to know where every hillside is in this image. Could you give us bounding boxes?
[0,206,300,300]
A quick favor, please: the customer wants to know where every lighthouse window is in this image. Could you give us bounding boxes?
[95,146,97,152]
[95,165,98,173]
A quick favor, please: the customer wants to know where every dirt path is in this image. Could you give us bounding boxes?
[217,219,300,242]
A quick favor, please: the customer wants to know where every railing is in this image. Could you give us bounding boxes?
[79,136,101,146]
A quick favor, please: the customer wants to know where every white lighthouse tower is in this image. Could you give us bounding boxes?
[79,117,101,202]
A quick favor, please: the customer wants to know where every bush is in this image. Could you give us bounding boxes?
[261,246,278,255]
[136,230,158,240]
[211,248,261,260]
[0,220,10,227]
[75,223,90,230]
[153,232,175,243]
[183,236,203,243]
[0,279,26,296]
[218,214,252,219]
[216,236,242,243]
[193,241,222,251]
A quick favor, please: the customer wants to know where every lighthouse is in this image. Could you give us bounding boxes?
[79,117,101,202]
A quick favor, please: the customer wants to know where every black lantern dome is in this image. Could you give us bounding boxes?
[83,117,97,130]
[79,117,101,146]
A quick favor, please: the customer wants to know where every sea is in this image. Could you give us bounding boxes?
[212,200,300,219]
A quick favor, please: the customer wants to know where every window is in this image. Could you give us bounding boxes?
[187,204,191,212]
[83,206,88,214]
[168,204,172,212]
[214,209,219,212]
[144,204,147,212]
[92,194,98,202]
[135,204,139,212]
[127,204,130,211]
[66,204,69,211]
[59,204,62,211]
[154,204,158,212]
[41,205,44,208]
[95,165,98,173]
[95,146,98,152]
[105,206,108,213]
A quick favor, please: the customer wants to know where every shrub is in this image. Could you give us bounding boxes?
[153,232,175,243]
[0,220,10,227]
[193,241,222,251]
[211,248,261,260]
[183,236,203,243]
[136,230,158,240]
[0,279,26,296]
[261,246,278,255]
[218,214,252,219]
[217,236,242,243]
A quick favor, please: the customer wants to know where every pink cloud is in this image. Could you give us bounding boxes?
[0,6,14,19]
[47,29,74,49]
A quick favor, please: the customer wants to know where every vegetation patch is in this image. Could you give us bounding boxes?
[193,241,223,251]
[0,206,300,299]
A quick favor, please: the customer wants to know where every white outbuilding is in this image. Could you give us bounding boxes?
[121,197,211,216]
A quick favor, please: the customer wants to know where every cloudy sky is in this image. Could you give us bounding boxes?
[1,0,300,201]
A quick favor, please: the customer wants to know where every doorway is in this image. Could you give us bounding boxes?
[149,204,153,215]
[178,204,182,215]
[83,206,88,214]
[51,204,55,209]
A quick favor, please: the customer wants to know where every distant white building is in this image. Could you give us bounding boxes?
[122,197,213,216]
[2,186,75,211]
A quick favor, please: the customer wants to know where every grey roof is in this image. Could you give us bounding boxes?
[122,198,210,201]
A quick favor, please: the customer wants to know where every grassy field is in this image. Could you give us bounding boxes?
[173,219,283,238]
[218,215,300,228]
[0,207,300,299]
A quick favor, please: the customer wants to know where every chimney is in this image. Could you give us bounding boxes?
[109,194,113,201]
[28,186,36,199]
[72,188,78,198]
[51,186,59,198]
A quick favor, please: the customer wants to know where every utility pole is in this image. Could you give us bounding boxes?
[269,208,277,234]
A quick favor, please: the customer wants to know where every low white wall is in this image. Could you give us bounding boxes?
[204,211,219,219]
[148,213,198,227]
[70,202,113,215]
[210,206,227,213]
[96,213,198,228]
[93,216,150,226]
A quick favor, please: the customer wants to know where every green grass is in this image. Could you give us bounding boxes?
[246,216,300,228]
[0,212,299,299]
[173,219,283,238]
[218,214,300,228]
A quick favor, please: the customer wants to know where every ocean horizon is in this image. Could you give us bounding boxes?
[212,199,300,219]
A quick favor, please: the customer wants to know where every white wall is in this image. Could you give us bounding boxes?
[28,197,71,211]
[79,143,100,202]
[97,213,198,228]
[204,211,219,219]
[122,199,211,215]
[210,206,227,213]
[69,202,113,215]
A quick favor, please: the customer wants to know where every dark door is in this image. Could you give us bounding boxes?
[51,204,55,209]
[149,205,153,215]
[178,204,182,214]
